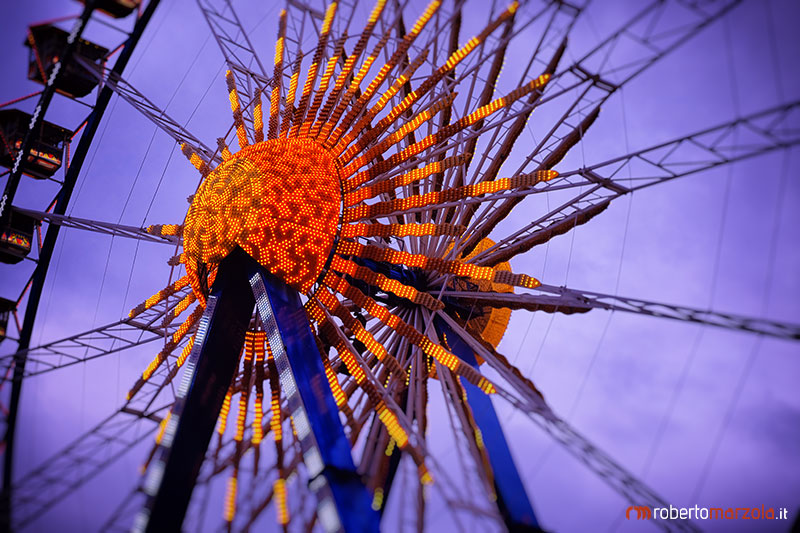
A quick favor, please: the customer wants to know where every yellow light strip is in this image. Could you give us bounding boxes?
[337,240,541,290]
[217,137,233,160]
[318,31,392,145]
[300,34,345,137]
[127,304,204,400]
[144,223,183,238]
[225,70,249,149]
[323,272,495,393]
[280,54,302,138]
[324,0,441,148]
[160,291,196,329]
[154,410,172,446]
[175,335,195,369]
[274,478,289,525]
[313,287,406,379]
[312,313,420,462]
[223,475,237,523]
[335,1,517,156]
[343,73,551,188]
[330,255,443,310]
[341,221,464,239]
[311,0,388,138]
[217,384,234,436]
[321,353,351,417]
[251,331,266,446]
[179,143,212,177]
[289,2,338,137]
[269,10,287,140]
[129,275,190,318]
[334,48,430,154]
[253,88,264,143]
[343,92,456,167]
[345,169,558,221]
[344,154,468,205]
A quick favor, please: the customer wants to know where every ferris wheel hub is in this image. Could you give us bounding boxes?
[183,138,342,295]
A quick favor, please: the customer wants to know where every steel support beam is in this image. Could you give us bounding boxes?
[135,247,253,532]
[249,262,379,533]
[434,316,541,532]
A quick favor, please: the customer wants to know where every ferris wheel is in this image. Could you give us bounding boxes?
[0,0,798,531]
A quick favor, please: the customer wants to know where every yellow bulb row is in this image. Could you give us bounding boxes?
[145,223,182,237]
[223,476,237,523]
[225,70,249,149]
[322,354,350,412]
[343,91,456,170]
[335,48,429,155]
[331,0,443,152]
[290,2,338,137]
[319,31,391,145]
[310,0,387,138]
[330,255,443,311]
[341,221,464,239]
[344,154,467,206]
[344,169,558,222]
[280,57,302,138]
[314,286,405,379]
[160,291,196,329]
[154,410,172,446]
[343,69,550,191]
[274,478,289,525]
[269,11,286,140]
[253,89,264,143]
[217,385,234,436]
[129,274,190,318]
[180,143,211,177]
[266,339,282,443]
[322,0,439,148]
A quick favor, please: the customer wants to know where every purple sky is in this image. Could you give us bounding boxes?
[1,0,799,532]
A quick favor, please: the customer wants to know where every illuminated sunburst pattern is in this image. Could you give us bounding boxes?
[131,0,569,527]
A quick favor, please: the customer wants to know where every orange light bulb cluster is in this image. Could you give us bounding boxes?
[183,138,342,295]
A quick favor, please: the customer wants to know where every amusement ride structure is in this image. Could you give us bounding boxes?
[0,0,798,531]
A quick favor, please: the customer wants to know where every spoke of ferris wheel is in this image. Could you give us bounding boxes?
[75,57,220,165]
[468,101,800,266]
[433,311,700,533]
[13,208,179,246]
[0,285,192,381]
[196,0,271,128]
[442,288,800,341]
[10,407,162,531]
[453,0,742,242]
[10,329,192,531]
[278,0,360,96]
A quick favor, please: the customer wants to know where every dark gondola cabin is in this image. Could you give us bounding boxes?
[0,208,35,264]
[0,109,71,179]
[25,24,109,98]
[78,0,141,18]
[0,297,15,343]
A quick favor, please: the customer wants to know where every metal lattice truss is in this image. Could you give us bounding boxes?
[196,0,272,129]
[6,0,799,532]
[442,285,800,340]
[0,285,192,380]
[15,208,179,246]
[75,57,221,166]
[470,102,800,266]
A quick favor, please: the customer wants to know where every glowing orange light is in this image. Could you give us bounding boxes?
[183,138,342,295]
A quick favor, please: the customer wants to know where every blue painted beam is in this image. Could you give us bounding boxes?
[248,263,379,533]
[434,316,542,532]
